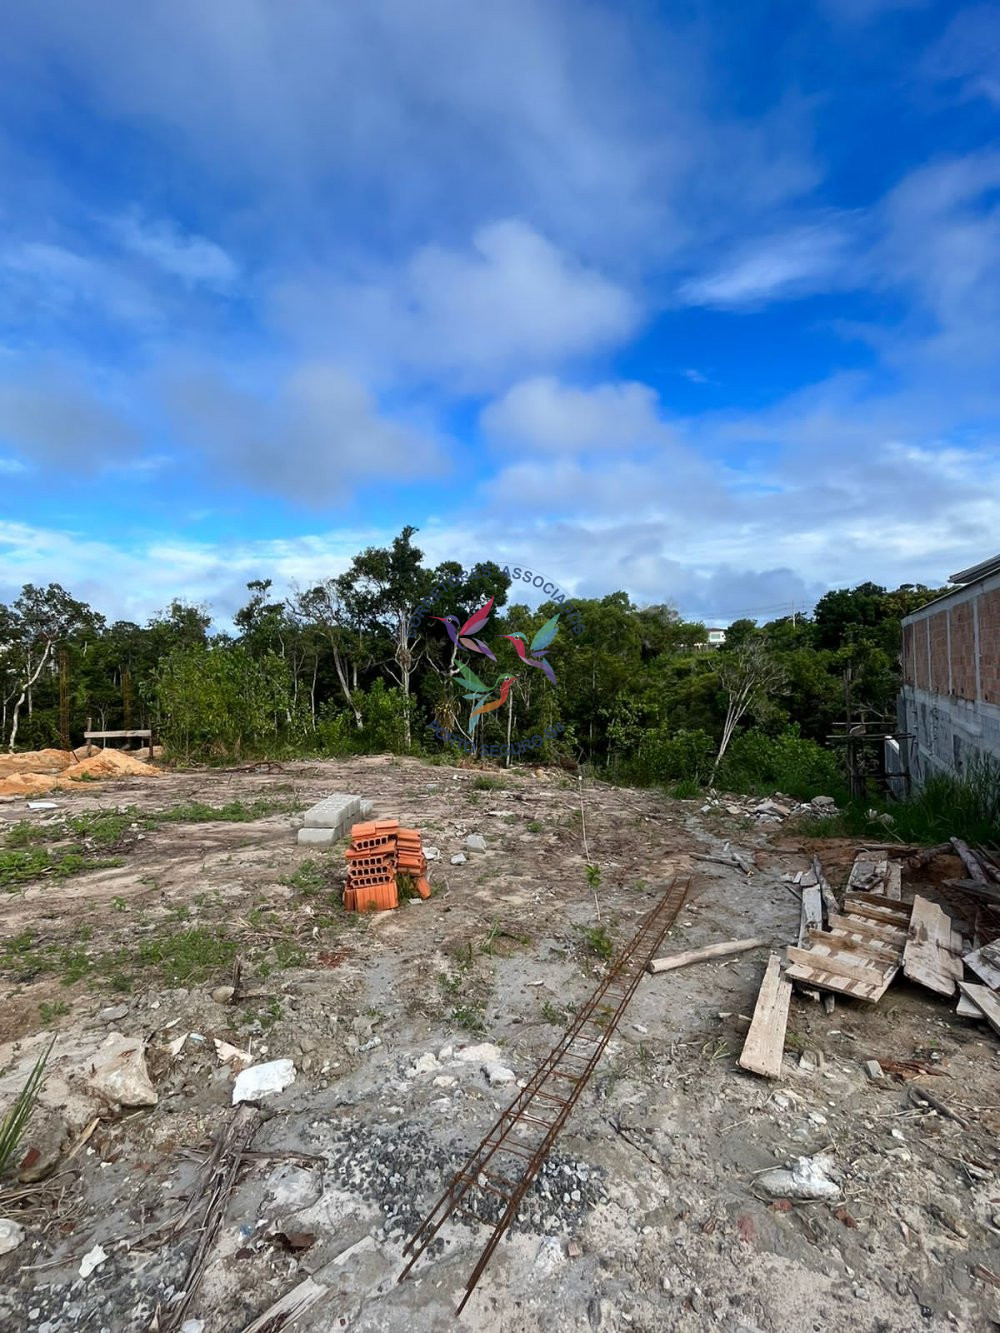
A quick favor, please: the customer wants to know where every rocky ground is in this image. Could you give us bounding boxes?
[1,754,999,1332]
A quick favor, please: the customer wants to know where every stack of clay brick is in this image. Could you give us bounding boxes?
[343,819,432,912]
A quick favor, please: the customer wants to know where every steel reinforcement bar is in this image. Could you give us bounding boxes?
[398,873,690,1315]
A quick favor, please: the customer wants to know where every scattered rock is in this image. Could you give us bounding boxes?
[97,1004,129,1024]
[811,795,836,808]
[465,834,487,852]
[88,1035,158,1108]
[450,853,467,865]
[0,1219,26,1256]
[424,846,440,860]
[535,1235,564,1273]
[411,1053,439,1076]
[432,1075,457,1088]
[758,1153,841,1201]
[79,1243,108,1278]
[864,1060,883,1081]
[232,1059,296,1105]
[483,1062,516,1086]
[211,985,236,1005]
[454,1042,504,1065]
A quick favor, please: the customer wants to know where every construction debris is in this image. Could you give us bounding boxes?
[400,875,690,1316]
[296,792,373,847]
[232,1059,296,1105]
[902,895,965,996]
[785,885,911,1003]
[343,820,431,911]
[958,983,1000,1037]
[965,940,1000,989]
[757,1152,841,1201]
[647,936,766,974]
[738,952,792,1078]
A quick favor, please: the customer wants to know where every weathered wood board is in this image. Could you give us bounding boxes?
[965,940,1000,991]
[903,895,965,996]
[738,952,792,1078]
[958,982,1000,1037]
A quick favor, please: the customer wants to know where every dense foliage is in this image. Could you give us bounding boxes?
[0,527,947,796]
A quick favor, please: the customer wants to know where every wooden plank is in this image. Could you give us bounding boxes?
[811,856,839,923]
[83,729,152,740]
[815,928,900,964]
[843,891,911,918]
[951,837,989,884]
[884,862,902,900]
[828,912,907,947]
[738,953,792,1078]
[786,945,888,986]
[843,897,912,927]
[798,887,823,948]
[784,963,884,1002]
[958,983,1000,1038]
[646,936,766,975]
[957,991,986,1018]
[903,895,964,996]
[965,940,1000,991]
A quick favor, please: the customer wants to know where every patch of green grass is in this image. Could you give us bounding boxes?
[471,776,505,791]
[667,779,702,800]
[67,809,138,848]
[526,820,543,833]
[584,863,602,889]
[0,1037,54,1179]
[151,797,304,823]
[541,998,567,1025]
[450,1002,486,1034]
[0,848,124,891]
[136,927,239,985]
[3,822,53,848]
[282,858,331,895]
[39,1000,70,1023]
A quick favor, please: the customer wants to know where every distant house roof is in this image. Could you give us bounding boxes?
[950,552,1000,585]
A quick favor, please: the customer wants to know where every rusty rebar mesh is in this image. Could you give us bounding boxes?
[398,873,690,1314]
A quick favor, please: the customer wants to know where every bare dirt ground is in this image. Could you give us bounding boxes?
[1,755,999,1332]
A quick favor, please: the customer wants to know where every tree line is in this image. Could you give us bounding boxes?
[0,527,946,796]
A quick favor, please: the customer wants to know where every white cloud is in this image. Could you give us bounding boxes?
[678,219,857,308]
[0,363,141,469]
[923,5,1000,106]
[1,240,162,327]
[481,377,674,453]
[0,520,386,624]
[116,214,238,289]
[274,220,639,390]
[163,360,450,503]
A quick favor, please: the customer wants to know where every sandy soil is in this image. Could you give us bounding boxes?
[1,755,998,1332]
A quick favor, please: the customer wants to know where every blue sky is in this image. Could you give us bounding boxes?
[1,0,998,627]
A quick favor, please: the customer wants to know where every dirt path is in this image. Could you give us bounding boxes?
[1,757,998,1331]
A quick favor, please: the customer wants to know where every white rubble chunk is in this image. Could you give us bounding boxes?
[232,1059,296,1105]
[0,1218,26,1256]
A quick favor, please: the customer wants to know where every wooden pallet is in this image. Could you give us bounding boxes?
[785,891,911,1002]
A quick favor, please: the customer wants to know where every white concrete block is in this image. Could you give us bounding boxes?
[303,794,362,829]
[297,827,338,847]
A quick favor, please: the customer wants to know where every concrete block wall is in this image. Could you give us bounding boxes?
[899,567,1000,785]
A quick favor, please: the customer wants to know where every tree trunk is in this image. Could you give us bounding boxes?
[8,639,53,751]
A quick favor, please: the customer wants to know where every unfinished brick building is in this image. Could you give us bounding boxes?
[899,552,1000,785]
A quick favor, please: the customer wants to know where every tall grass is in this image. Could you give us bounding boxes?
[808,756,1000,848]
[0,1037,54,1179]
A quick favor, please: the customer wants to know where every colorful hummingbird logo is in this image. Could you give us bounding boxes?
[432,597,497,661]
[501,613,560,685]
[453,661,518,727]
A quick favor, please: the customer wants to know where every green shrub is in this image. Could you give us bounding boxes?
[716,726,844,801]
[316,679,409,756]
[633,727,715,786]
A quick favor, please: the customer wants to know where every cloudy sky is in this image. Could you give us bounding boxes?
[1,0,998,626]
